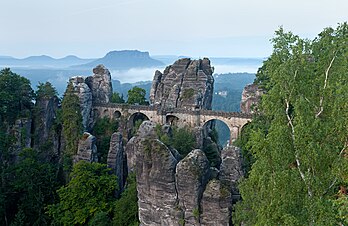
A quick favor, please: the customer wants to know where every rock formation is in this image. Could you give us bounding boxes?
[240,83,264,114]
[68,64,113,129]
[220,146,244,203]
[128,121,244,226]
[107,132,127,193]
[74,132,98,163]
[176,149,210,225]
[85,65,113,104]
[150,58,214,110]
[33,95,61,157]
[200,179,232,225]
[69,76,93,129]
[134,121,181,225]
[11,118,32,162]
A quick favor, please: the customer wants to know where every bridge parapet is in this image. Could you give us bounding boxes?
[93,103,253,144]
[94,103,157,111]
[94,103,253,119]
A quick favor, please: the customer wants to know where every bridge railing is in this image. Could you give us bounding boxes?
[93,103,253,119]
[94,103,157,111]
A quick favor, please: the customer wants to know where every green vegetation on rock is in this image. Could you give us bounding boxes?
[61,82,83,170]
[113,173,140,226]
[156,125,196,157]
[92,117,119,163]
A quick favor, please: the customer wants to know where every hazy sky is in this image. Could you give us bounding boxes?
[1,0,347,58]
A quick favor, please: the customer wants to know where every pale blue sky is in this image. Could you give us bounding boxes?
[1,0,347,58]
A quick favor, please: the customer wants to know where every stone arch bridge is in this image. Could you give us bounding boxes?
[93,103,252,144]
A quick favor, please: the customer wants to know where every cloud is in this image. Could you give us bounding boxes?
[110,62,262,84]
[111,67,165,83]
[213,64,261,74]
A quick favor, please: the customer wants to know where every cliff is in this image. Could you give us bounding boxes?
[68,64,113,130]
[150,58,214,110]
[122,121,244,225]
[240,83,264,114]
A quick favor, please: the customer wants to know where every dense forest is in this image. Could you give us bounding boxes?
[0,69,141,225]
[0,22,348,225]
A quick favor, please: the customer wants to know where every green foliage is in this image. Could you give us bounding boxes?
[156,125,196,157]
[131,119,144,137]
[36,81,58,99]
[127,86,148,105]
[88,211,111,226]
[0,68,34,125]
[1,148,59,225]
[181,88,195,100]
[61,82,83,159]
[192,207,200,220]
[113,173,140,226]
[234,114,271,175]
[111,92,125,104]
[48,161,118,225]
[92,117,118,163]
[333,191,348,224]
[171,127,196,156]
[202,143,220,168]
[234,23,348,225]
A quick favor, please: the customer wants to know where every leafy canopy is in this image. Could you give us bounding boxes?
[234,23,348,225]
[111,92,125,104]
[0,68,34,124]
[47,161,118,226]
[127,86,148,105]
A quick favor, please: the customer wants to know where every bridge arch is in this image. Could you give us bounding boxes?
[113,110,121,119]
[200,114,251,145]
[128,112,150,139]
[166,114,179,126]
[202,119,231,147]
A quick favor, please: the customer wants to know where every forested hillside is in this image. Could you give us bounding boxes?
[234,23,348,225]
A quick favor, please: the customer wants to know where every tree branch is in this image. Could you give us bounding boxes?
[285,98,313,197]
[316,54,336,118]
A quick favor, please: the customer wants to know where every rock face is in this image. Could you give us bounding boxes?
[220,146,244,203]
[134,121,181,226]
[129,121,244,226]
[150,58,214,110]
[240,83,264,114]
[69,76,93,129]
[74,132,98,163]
[67,65,113,129]
[107,132,126,193]
[176,149,210,225]
[200,179,232,226]
[33,96,61,156]
[85,65,113,104]
[12,118,32,161]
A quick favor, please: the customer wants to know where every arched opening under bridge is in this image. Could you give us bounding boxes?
[128,112,149,139]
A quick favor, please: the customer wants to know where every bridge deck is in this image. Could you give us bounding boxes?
[94,103,253,119]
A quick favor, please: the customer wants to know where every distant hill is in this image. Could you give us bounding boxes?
[213,72,255,112]
[76,50,164,70]
[0,55,94,68]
